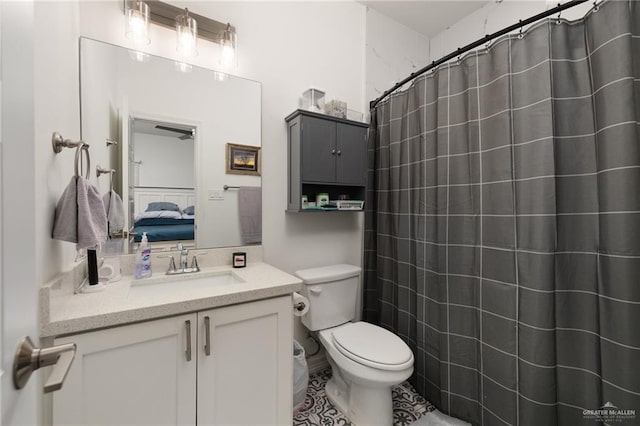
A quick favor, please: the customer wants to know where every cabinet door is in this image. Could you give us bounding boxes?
[301,116,336,183]
[336,123,367,185]
[197,296,293,426]
[53,314,197,426]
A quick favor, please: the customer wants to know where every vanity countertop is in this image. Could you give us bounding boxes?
[40,262,302,338]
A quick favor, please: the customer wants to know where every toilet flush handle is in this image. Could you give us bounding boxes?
[308,287,322,295]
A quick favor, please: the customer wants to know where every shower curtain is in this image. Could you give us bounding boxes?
[364,1,640,425]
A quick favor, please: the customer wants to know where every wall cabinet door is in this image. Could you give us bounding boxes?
[53,314,197,426]
[336,122,367,185]
[299,114,367,186]
[300,115,336,183]
[197,296,293,426]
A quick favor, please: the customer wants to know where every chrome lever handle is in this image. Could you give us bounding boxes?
[190,251,208,270]
[13,336,77,393]
[43,350,75,393]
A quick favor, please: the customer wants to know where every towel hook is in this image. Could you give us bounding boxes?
[96,166,115,191]
[74,143,90,179]
[52,132,89,154]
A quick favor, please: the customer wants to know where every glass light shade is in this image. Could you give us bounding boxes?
[219,24,237,68]
[176,12,198,58]
[125,1,150,45]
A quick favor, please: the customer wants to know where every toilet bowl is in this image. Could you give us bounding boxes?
[295,264,415,426]
[318,322,414,426]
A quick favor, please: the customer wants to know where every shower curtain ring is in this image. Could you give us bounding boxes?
[556,7,562,25]
[592,0,599,12]
[518,21,524,39]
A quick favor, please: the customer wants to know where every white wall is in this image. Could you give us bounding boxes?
[134,133,195,189]
[31,0,435,350]
[35,2,82,287]
[429,0,595,62]
[365,6,430,106]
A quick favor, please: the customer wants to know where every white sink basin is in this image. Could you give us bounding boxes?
[128,270,244,298]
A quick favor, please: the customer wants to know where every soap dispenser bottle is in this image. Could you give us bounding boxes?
[134,232,152,279]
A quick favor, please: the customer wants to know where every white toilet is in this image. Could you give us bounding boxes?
[296,264,414,426]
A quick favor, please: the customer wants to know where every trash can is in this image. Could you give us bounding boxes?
[293,340,309,413]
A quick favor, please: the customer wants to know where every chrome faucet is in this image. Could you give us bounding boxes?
[177,242,189,269]
[158,243,207,275]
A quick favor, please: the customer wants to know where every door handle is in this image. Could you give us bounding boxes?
[13,336,76,393]
[204,316,211,356]
[185,320,192,362]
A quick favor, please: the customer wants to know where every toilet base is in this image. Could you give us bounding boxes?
[325,376,394,426]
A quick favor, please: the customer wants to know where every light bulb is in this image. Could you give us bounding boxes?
[221,44,235,67]
[177,31,197,57]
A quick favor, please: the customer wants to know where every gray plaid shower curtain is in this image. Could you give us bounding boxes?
[364,1,640,425]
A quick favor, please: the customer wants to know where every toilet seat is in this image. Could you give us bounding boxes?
[331,322,414,371]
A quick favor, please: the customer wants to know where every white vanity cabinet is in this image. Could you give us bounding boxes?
[197,296,293,425]
[52,296,293,426]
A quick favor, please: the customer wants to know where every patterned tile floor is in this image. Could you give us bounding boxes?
[293,368,435,426]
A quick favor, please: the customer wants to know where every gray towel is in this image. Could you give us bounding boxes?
[103,190,125,234]
[52,176,108,250]
[238,186,262,244]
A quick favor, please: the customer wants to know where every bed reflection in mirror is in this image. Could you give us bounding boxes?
[130,118,197,250]
[79,37,262,252]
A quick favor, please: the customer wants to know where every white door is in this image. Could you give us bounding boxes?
[1,2,41,424]
[53,314,197,426]
[197,296,293,426]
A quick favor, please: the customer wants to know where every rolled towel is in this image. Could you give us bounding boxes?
[103,189,125,234]
[53,176,108,250]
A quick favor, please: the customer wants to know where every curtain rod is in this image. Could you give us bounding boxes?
[370,0,591,110]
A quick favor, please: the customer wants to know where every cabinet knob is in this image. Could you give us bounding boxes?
[331,149,336,155]
[337,150,342,156]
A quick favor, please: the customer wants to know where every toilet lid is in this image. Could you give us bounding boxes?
[331,322,414,371]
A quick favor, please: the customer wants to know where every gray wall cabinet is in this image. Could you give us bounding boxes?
[286,109,368,212]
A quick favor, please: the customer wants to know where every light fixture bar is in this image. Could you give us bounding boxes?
[128,0,235,44]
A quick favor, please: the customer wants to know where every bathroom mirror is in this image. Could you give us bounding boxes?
[80,37,262,252]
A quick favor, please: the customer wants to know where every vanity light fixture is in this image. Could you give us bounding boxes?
[125,1,151,45]
[124,1,237,67]
[176,8,198,58]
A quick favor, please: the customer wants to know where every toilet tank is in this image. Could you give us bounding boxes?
[295,264,361,331]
